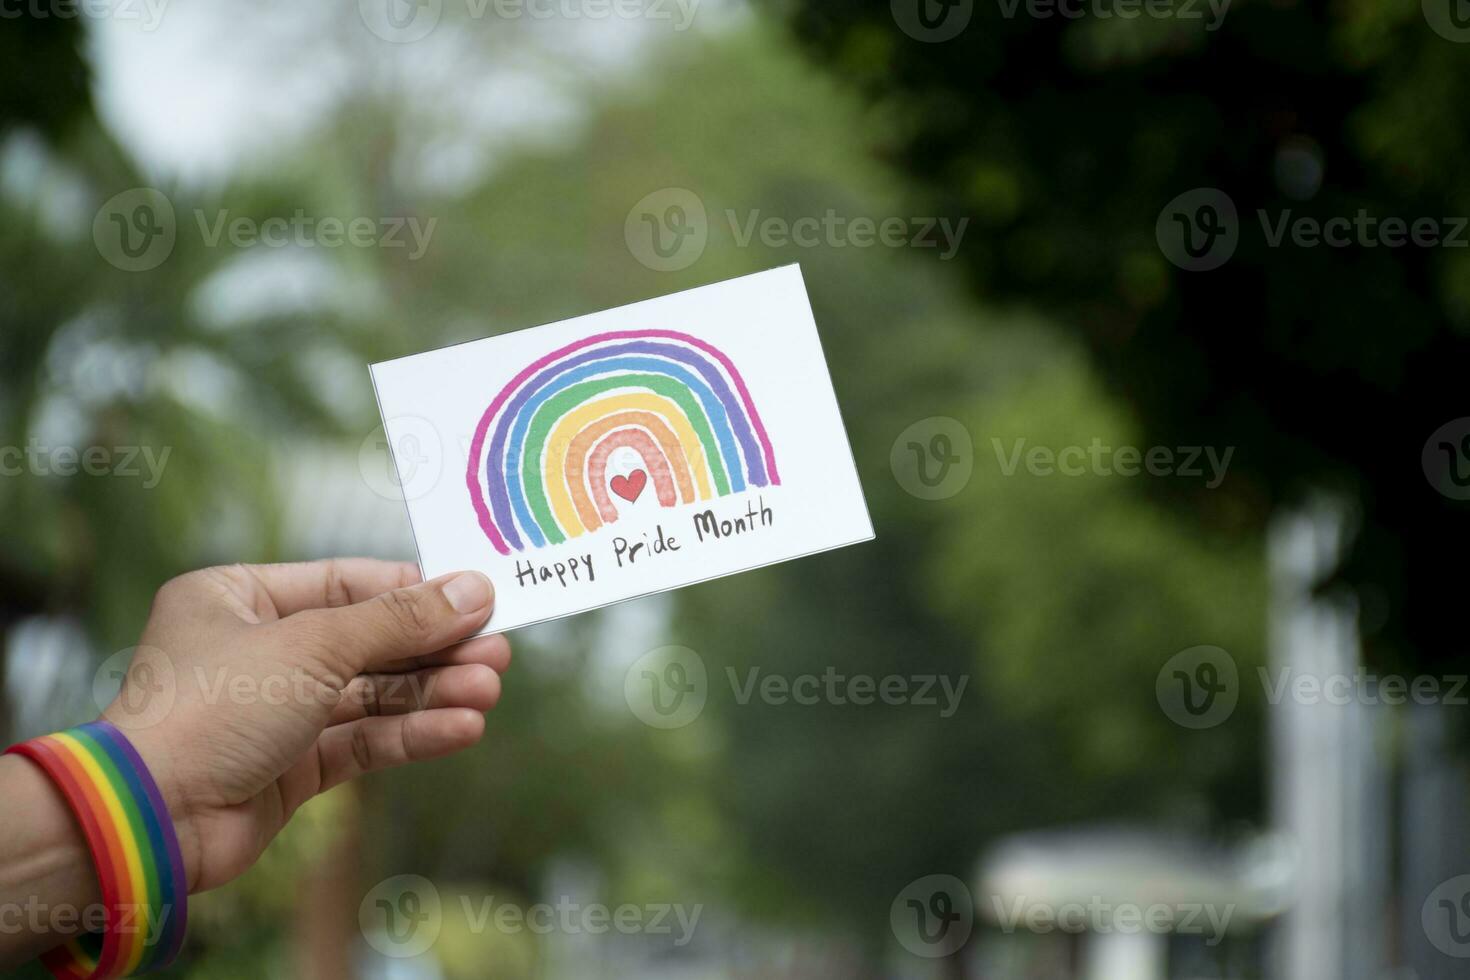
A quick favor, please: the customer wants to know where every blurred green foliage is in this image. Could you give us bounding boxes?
[779,0,1470,678]
[1,10,1266,976]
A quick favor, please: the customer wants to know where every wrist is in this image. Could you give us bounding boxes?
[0,752,101,901]
[0,755,102,968]
[5,721,193,975]
[100,721,203,896]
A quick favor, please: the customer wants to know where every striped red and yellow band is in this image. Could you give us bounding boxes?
[6,720,188,978]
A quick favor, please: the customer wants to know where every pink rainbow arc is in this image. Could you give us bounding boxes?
[587,429,678,523]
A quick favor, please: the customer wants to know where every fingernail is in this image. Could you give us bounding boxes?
[442,572,492,614]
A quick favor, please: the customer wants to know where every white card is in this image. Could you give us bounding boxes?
[369,265,874,633]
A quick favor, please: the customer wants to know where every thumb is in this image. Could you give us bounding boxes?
[288,571,494,673]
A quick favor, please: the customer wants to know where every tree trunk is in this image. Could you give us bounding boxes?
[293,786,363,980]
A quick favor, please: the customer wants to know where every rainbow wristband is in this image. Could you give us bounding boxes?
[6,721,188,978]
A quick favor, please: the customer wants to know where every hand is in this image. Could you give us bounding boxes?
[100,559,509,895]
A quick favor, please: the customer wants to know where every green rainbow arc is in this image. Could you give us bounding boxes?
[520,373,732,545]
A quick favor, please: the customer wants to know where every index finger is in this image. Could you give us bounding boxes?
[243,559,423,618]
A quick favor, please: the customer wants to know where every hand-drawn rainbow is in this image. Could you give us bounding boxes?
[466,329,780,554]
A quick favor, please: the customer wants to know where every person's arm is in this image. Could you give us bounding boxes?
[0,558,510,971]
[0,754,103,964]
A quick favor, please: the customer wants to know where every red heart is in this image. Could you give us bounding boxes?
[610,470,647,503]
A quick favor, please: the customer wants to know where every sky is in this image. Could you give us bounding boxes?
[86,0,742,189]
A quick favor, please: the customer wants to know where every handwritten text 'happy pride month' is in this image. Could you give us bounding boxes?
[512,496,774,589]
